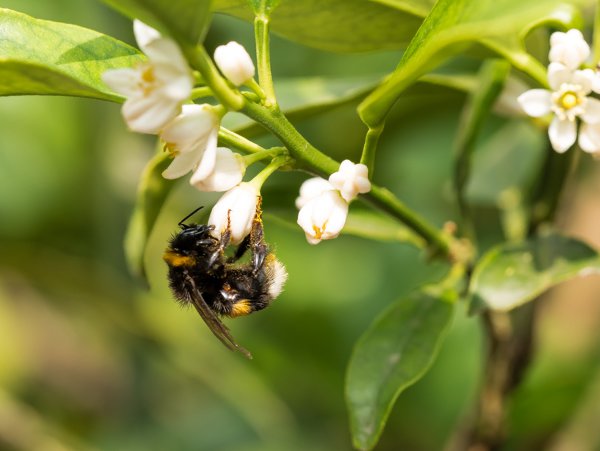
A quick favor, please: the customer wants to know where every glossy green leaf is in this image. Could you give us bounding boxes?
[213,0,429,52]
[346,290,455,450]
[101,0,212,45]
[124,151,178,282]
[470,233,600,312]
[466,120,545,206]
[247,0,282,15]
[358,0,583,127]
[0,8,142,101]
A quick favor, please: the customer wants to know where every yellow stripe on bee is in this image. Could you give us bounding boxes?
[230,300,252,317]
[163,251,196,267]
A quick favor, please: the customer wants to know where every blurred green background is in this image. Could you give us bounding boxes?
[1,1,600,450]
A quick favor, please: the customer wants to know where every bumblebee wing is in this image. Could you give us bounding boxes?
[184,273,252,359]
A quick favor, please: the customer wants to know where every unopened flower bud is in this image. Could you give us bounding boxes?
[208,182,260,244]
[549,29,590,70]
[214,41,255,86]
[328,160,371,202]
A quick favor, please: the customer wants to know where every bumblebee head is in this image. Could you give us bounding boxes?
[169,224,217,255]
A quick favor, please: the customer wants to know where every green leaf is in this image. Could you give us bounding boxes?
[470,232,600,312]
[346,290,455,450]
[124,151,178,282]
[101,0,212,45]
[358,0,583,127]
[466,120,545,206]
[213,0,429,52]
[0,8,142,101]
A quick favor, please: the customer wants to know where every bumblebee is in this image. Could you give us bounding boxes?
[163,202,287,358]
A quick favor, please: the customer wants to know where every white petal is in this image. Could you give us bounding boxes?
[547,62,572,90]
[548,116,577,153]
[162,149,201,179]
[191,147,245,192]
[145,38,190,76]
[517,89,552,117]
[213,41,255,86]
[134,20,161,51]
[122,95,180,134]
[297,190,348,244]
[581,98,600,124]
[572,69,594,93]
[160,104,217,149]
[102,68,140,96]
[191,130,218,180]
[208,183,259,244]
[295,177,334,209]
[578,123,600,153]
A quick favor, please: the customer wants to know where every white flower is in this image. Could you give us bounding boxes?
[517,63,600,153]
[102,20,193,134]
[213,41,255,86]
[160,104,219,179]
[208,182,260,244]
[295,177,334,209]
[191,147,246,192]
[297,190,349,245]
[549,29,590,70]
[328,160,371,202]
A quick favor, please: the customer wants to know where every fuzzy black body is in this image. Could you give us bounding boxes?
[163,208,287,357]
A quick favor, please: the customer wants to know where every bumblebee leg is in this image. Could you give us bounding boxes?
[228,234,250,263]
[208,210,232,267]
[248,198,269,275]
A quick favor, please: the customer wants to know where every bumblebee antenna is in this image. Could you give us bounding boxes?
[178,206,204,227]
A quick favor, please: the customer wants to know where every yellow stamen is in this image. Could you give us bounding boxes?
[560,92,579,110]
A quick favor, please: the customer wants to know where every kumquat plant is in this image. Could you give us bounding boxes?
[3,0,600,450]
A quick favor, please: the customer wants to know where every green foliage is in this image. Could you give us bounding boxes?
[358,0,582,127]
[470,233,600,312]
[0,8,142,101]
[101,0,212,44]
[212,0,427,52]
[3,0,600,450]
[125,151,178,282]
[346,289,455,450]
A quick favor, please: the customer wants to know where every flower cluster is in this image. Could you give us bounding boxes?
[296,160,371,244]
[104,21,372,247]
[103,21,262,241]
[518,29,600,154]
[103,21,255,193]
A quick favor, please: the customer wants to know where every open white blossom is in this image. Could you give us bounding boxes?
[295,177,335,209]
[328,160,371,202]
[208,182,260,244]
[102,20,193,134]
[160,104,219,180]
[549,29,590,70]
[191,147,246,192]
[214,41,255,86]
[518,63,600,153]
[297,190,349,245]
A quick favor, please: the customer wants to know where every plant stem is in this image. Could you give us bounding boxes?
[454,306,536,451]
[243,147,286,166]
[190,86,214,100]
[218,127,264,154]
[183,45,244,111]
[360,124,384,176]
[254,15,276,106]
[241,101,454,258]
[250,156,291,189]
